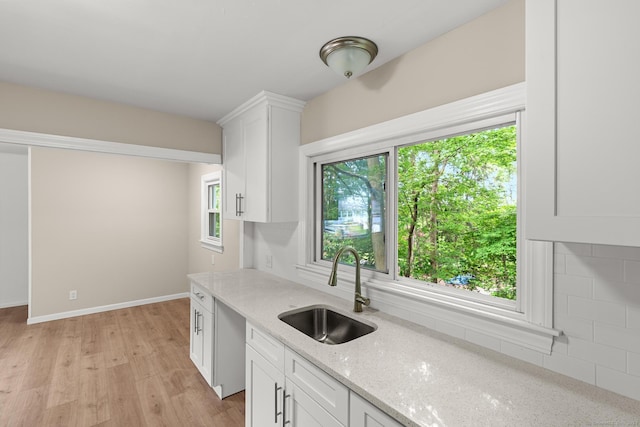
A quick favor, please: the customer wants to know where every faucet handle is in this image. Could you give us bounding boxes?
[354,294,370,313]
[355,293,370,306]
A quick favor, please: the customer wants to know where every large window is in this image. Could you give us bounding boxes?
[316,123,517,306]
[301,84,556,353]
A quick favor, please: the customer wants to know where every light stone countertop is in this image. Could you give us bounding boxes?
[188,269,640,427]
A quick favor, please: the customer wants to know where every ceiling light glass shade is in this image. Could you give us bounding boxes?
[320,36,378,79]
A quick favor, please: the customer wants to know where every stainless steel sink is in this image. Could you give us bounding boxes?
[278,305,376,345]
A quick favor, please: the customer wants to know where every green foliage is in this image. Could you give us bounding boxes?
[321,155,387,270]
[397,126,517,300]
[320,126,518,301]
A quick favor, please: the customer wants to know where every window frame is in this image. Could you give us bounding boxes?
[200,171,224,252]
[297,84,559,354]
[315,150,391,274]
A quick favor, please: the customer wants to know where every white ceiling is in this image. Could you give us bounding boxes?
[0,0,508,123]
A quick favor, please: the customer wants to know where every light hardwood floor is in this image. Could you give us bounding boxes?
[0,298,244,427]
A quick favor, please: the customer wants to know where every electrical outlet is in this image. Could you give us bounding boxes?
[265,254,272,269]
[211,254,215,265]
[69,290,77,300]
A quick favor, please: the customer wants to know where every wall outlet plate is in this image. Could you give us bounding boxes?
[69,290,77,300]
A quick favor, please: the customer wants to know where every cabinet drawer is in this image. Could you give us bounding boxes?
[190,282,214,313]
[285,349,348,425]
[246,322,285,371]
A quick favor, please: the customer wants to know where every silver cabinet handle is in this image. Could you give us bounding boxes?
[274,383,282,423]
[194,291,205,301]
[193,309,197,334]
[196,312,203,335]
[283,392,290,426]
[235,193,244,216]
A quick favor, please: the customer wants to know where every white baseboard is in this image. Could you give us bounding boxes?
[26,292,189,324]
[0,300,28,309]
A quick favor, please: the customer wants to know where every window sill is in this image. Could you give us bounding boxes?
[200,240,224,253]
[295,263,560,355]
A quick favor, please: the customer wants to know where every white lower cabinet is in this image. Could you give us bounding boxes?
[189,282,245,399]
[350,392,402,427]
[190,288,213,385]
[245,322,401,427]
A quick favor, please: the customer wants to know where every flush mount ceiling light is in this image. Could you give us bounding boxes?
[319,36,378,79]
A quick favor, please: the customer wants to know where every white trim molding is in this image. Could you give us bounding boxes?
[0,128,220,164]
[27,292,189,324]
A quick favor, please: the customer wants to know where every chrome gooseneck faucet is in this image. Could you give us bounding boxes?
[328,246,371,312]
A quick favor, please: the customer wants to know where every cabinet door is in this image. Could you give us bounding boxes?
[242,106,269,222]
[190,299,213,386]
[350,392,402,427]
[246,345,285,427]
[525,0,640,246]
[189,300,203,371]
[223,116,245,220]
[285,380,344,427]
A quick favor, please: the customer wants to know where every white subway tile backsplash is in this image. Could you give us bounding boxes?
[551,335,569,355]
[628,306,640,329]
[500,341,544,366]
[554,313,593,341]
[565,255,624,281]
[629,352,640,377]
[554,274,593,298]
[594,279,640,305]
[624,260,640,285]
[554,253,566,274]
[546,243,640,401]
[568,296,626,326]
[554,292,569,315]
[543,351,595,385]
[596,366,640,401]
[465,329,501,352]
[593,245,640,261]
[567,337,627,371]
[555,242,592,256]
[434,320,466,340]
[594,323,640,353]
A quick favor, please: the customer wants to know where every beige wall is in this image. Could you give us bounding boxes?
[301,0,524,144]
[30,147,190,318]
[0,81,221,153]
[187,163,240,273]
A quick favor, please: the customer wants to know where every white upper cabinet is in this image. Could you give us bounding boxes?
[525,0,640,246]
[218,91,305,223]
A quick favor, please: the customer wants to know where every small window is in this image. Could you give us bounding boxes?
[201,172,223,252]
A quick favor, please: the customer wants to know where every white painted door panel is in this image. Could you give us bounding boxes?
[223,117,245,219]
[525,0,640,246]
[245,345,284,427]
